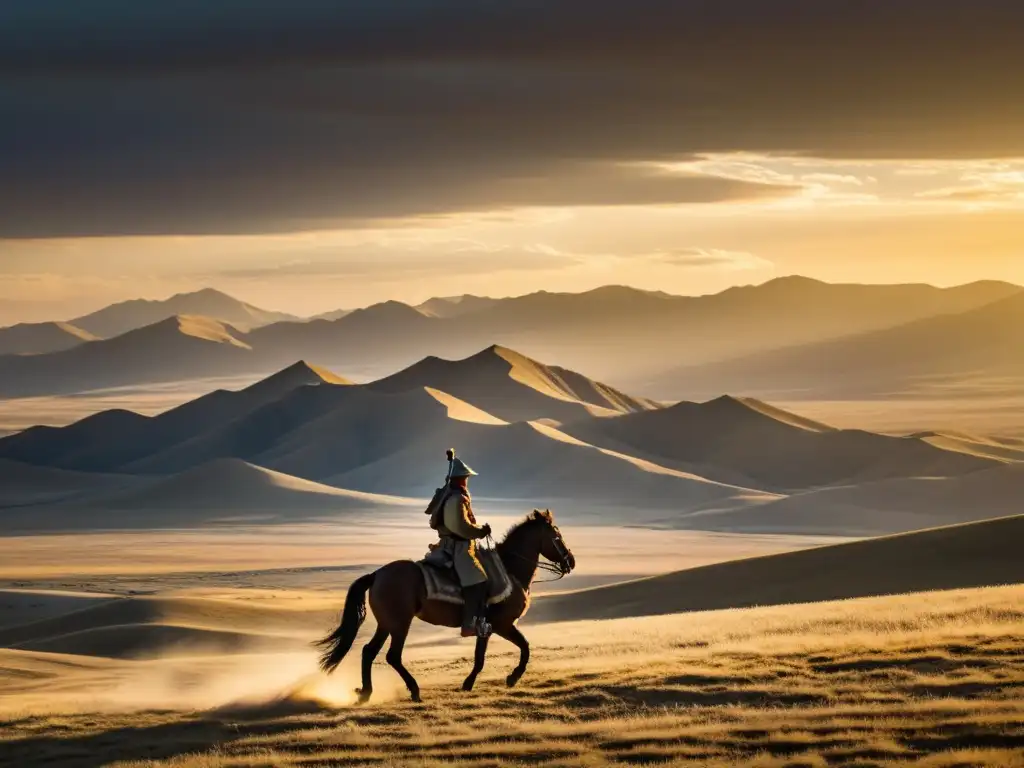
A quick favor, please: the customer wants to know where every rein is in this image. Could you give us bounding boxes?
[488,535,569,585]
[529,558,568,583]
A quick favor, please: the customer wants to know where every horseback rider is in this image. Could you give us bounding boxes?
[431,455,493,637]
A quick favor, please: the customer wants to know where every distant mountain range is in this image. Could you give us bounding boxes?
[661,290,1024,400]
[0,288,298,356]
[69,288,300,337]
[2,344,1017,536]
[0,321,99,356]
[0,277,1020,400]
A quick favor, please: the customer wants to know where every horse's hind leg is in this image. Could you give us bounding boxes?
[356,627,388,704]
[385,621,421,702]
[462,634,490,692]
[497,626,530,687]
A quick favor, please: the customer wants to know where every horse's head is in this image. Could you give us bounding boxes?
[529,509,576,575]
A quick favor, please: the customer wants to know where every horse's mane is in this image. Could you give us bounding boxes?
[499,509,552,546]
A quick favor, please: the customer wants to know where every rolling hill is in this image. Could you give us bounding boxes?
[0,590,119,631]
[911,430,1024,463]
[0,360,347,471]
[368,345,661,423]
[657,291,1024,400]
[243,385,509,483]
[0,321,98,355]
[0,459,141,507]
[673,462,1024,536]
[563,395,996,491]
[0,315,258,398]
[325,416,778,510]
[0,592,327,654]
[123,382,455,477]
[531,513,1024,623]
[0,409,152,469]
[0,345,660,472]
[2,341,1015,533]
[0,357,776,516]
[119,381,766,513]
[0,459,418,532]
[100,458,415,514]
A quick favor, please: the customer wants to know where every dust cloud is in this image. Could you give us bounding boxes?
[11,648,406,716]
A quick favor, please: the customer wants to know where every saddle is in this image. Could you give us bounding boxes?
[418,546,514,607]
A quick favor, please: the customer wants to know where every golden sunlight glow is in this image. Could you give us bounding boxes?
[2,154,1023,323]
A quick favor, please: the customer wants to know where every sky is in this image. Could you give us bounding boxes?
[2,1,1024,323]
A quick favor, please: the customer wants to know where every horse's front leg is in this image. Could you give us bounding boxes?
[462,634,490,691]
[498,626,530,687]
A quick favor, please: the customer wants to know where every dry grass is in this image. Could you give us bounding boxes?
[2,585,1023,767]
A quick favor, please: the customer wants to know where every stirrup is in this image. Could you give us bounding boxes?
[475,617,492,639]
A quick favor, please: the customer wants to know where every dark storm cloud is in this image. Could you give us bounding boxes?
[2,1,1023,237]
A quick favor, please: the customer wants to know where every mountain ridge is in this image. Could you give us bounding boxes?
[2,278,1021,397]
[660,289,1024,400]
[0,340,1019,537]
[369,344,661,423]
[69,288,299,338]
[0,314,258,397]
[0,320,99,356]
[562,394,996,490]
[0,358,347,472]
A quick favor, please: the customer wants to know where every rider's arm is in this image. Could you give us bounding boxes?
[443,495,487,540]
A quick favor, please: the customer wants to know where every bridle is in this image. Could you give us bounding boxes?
[549,529,574,576]
[494,525,574,584]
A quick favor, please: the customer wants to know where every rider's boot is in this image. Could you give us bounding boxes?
[460,585,476,637]
[473,584,492,639]
[460,583,490,638]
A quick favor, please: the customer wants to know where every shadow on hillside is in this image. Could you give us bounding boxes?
[0,707,325,768]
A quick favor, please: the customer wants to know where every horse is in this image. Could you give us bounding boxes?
[315,508,575,702]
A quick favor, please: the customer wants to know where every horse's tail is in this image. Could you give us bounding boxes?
[314,571,376,674]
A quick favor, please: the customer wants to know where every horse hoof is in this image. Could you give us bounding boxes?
[506,673,522,688]
[410,693,422,703]
[354,688,372,704]
[462,679,475,692]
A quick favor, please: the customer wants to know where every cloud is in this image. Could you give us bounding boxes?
[1,1,1023,236]
[800,173,865,186]
[0,273,136,303]
[646,248,773,272]
[916,186,1024,203]
[672,157,890,209]
[915,169,1024,204]
[209,241,584,280]
[210,242,777,284]
[895,168,945,177]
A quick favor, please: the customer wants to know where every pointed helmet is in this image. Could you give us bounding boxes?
[449,457,478,478]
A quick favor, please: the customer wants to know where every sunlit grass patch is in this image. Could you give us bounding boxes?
[1,584,1022,767]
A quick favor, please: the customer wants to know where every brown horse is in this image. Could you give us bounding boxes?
[315,509,575,702]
